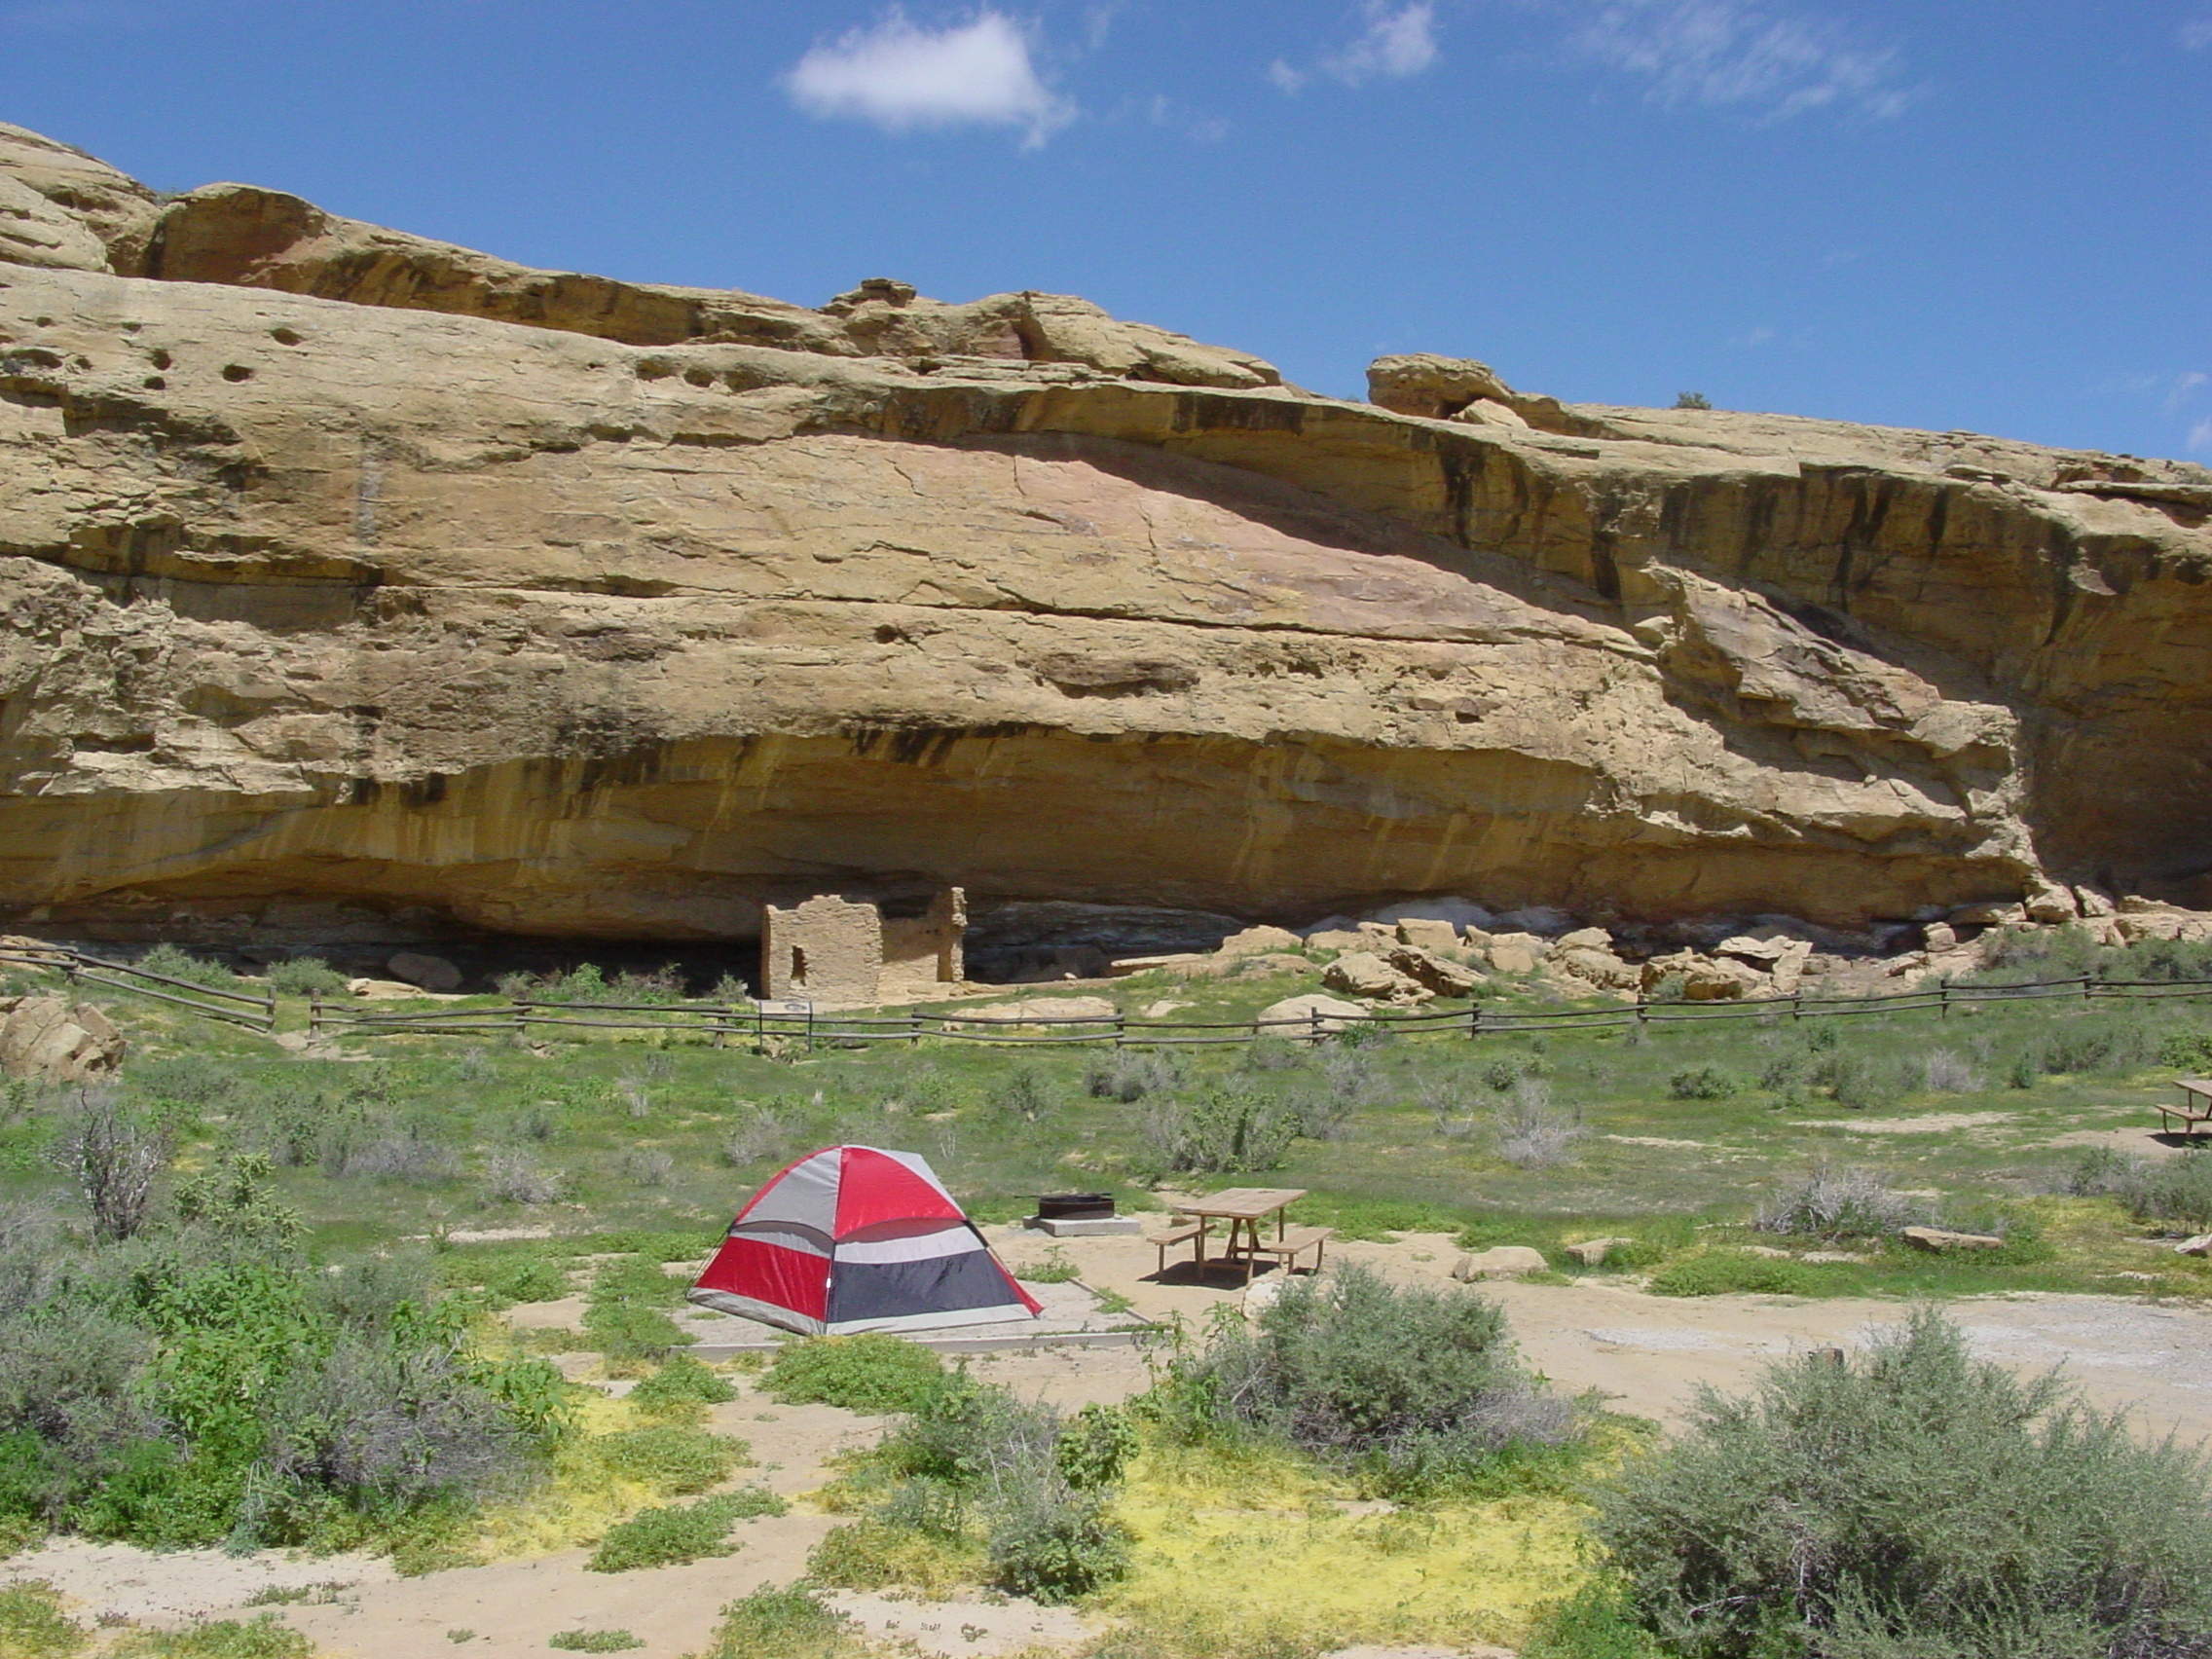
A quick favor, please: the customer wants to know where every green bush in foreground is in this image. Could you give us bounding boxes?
[1595,1308,2212,1659]
[695,1586,864,1659]
[0,1581,86,1658]
[763,1334,943,1415]
[1168,1263,1580,1491]
[592,1425,748,1494]
[546,1631,644,1653]
[628,1355,738,1419]
[109,1617,311,1658]
[587,1489,785,1571]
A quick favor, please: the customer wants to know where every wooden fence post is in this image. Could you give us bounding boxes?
[1114,1014,1126,1048]
[514,998,530,1042]
[265,987,277,1031]
[2083,975,2092,1004]
[1939,983,1951,1018]
[1310,1009,1322,1046]
[309,992,321,1040]
[1468,1003,1482,1038]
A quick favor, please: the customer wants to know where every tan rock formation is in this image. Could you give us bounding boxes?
[0,994,125,1080]
[2,126,2210,952]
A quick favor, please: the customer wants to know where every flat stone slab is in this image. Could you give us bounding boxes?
[1023,1215,1143,1237]
[672,1274,1156,1354]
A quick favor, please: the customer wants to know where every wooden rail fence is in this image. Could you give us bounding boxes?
[0,945,277,1031]
[4,944,2206,1052]
[301,972,2212,1052]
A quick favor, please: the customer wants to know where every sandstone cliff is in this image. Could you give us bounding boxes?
[2,123,2207,949]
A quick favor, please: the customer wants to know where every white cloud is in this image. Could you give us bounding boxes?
[2185,14,2212,49]
[2192,418,2212,454]
[1565,0,1911,121]
[2168,371,2210,411]
[1326,2,1441,83]
[786,11,1074,145]
[1731,324,1777,348]
[1272,3,1440,92]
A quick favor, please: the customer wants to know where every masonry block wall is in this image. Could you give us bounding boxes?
[761,887,966,1003]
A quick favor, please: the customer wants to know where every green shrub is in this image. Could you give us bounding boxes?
[987,1068,1051,1124]
[1668,1066,1739,1101]
[0,1582,86,1658]
[985,1477,1128,1604]
[485,1258,571,1306]
[581,1256,692,1365]
[546,1632,644,1653]
[2041,1016,2153,1076]
[1007,1248,1081,1284]
[1170,1263,1578,1488]
[1646,1250,1818,1298]
[586,1490,782,1571]
[109,1617,311,1658]
[807,1518,986,1593]
[627,1355,737,1419]
[694,1586,865,1659]
[1755,1164,1925,1240]
[763,1335,943,1415]
[1055,1404,1137,1491]
[2161,1031,2212,1072]
[591,1425,747,1494]
[1522,1580,1663,1659]
[135,943,236,989]
[1136,1086,1295,1176]
[1594,1308,2212,1658]
[2122,1154,2212,1232]
[1300,1197,1465,1242]
[264,957,346,997]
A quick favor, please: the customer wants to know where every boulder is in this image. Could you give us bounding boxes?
[0,994,126,1081]
[1218,925,1303,956]
[1565,1236,1632,1267]
[1922,922,1958,951]
[347,977,431,999]
[1105,952,1211,977]
[387,950,462,992]
[1900,1226,2005,1252]
[1557,926,1614,953]
[2075,887,2117,918]
[1303,930,1368,953]
[1557,945,1639,991]
[2025,886,2080,924]
[2174,1235,2212,1257]
[1367,353,1515,420]
[1257,993,1373,1036]
[1487,931,1552,961]
[2116,909,2212,944]
[1364,898,1495,930]
[1394,917,1461,953]
[1714,933,1789,963]
[1452,1245,1549,1281]
[1950,901,2027,928]
[1487,943,1542,976]
[1236,952,1318,977]
[1323,952,1428,1003]
[1387,945,1479,996]
[1768,940,1816,996]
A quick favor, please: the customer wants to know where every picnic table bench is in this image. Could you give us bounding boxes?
[2159,1079,2212,1139]
[1151,1189,1328,1282]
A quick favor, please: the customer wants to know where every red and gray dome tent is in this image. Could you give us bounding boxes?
[687,1145,1042,1337]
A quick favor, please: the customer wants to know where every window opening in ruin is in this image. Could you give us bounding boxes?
[791,946,807,986]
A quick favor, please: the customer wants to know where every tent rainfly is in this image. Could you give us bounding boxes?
[687,1145,1042,1337]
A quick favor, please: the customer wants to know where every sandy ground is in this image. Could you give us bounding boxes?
[17,1232,2212,1658]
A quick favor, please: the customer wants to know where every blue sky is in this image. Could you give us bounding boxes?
[7,1,2208,459]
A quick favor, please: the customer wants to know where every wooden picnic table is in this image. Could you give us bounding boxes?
[2160,1079,2212,1138]
[1174,1188,1308,1279]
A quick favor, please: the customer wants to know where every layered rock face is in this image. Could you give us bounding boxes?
[2,123,2208,948]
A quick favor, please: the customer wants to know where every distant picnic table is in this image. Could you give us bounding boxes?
[1150,1188,1330,1283]
[2159,1079,2212,1139]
